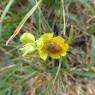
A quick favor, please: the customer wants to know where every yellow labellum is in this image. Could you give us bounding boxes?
[20,32,69,61]
[37,33,69,60]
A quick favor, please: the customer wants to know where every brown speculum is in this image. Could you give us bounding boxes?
[47,42,62,53]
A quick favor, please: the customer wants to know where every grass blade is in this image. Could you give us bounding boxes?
[0,0,15,37]
[6,0,42,46]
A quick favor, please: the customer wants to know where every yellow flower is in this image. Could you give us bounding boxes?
[37,33,69,60]
[20,32,69,61]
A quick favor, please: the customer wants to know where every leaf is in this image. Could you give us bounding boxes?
[90,36,95,64]
[57,78,63,95]
[67,24,74,44]
[0,0,15,37]
[79,0,94,14]
[72,70,95,78]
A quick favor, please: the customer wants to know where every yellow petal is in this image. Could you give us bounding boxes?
[62,43,69,51]
[36,39,43,49]
[49,53,60,59]
[51,36,65,43]
[38,49,48,60]
[61,52,66,56]
[40,33,53,41]
[61,43,69,56]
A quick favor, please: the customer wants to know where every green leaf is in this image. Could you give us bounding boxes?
[67,24,74,44]
[57,78,63,95]
[3,53,13,64]
[90,36,95,65]
[72,70,95,78]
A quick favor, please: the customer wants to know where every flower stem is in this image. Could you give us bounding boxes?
[53,58,62,85]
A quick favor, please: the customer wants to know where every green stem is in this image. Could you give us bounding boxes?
[53,58,62,85]
[61,0,66,35]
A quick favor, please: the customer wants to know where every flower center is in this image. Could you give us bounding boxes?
[47,42,62,53]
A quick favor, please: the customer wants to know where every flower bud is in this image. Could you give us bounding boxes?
[20,32,35,44]
[20,44,36,56]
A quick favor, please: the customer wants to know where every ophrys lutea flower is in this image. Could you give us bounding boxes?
[37,33,69,60]
[20,33,69,60]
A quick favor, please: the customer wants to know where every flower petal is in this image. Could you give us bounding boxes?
[61,43,69,56]
[40,33,53,41]
[51,36,65,44]
[49,52,60,59]
[36,39,43,49]
[61,52,66,56]
[38,49,48,60]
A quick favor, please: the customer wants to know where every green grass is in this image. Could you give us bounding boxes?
[0,0,95,95]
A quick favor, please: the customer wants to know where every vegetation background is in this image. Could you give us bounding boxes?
[0,0,95,95]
